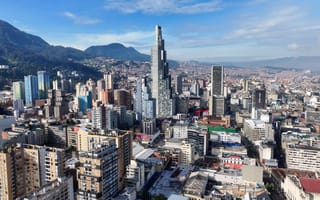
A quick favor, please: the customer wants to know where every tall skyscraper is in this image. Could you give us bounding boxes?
[211,65,224,96]
[151,25,174,117]
[209,65,224,116]
[12,81,25,101]
[24,75,38,106]
[104,72,114,90]
[253,86,266,109]
[175,74,183,94]
[37,71,50,99]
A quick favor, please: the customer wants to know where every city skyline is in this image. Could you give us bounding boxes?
[0,1,319,61]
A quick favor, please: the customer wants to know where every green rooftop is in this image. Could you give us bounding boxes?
[207,125,237,133]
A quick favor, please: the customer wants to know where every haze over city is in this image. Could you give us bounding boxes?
[0,0,320,61]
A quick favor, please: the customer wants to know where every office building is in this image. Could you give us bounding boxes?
[24,75,38,106]
[104,72,114,90]
[209,65,224,116]
[212,95,225,117]
[12,81,25,101]
[151,25,174,117]
[114,89,132,110]
[187,127,209,156]
[175,74,183,94]
[135,77,156,122]
[78,91,92,113]
[37,71,50,99]
[286,144,320,172]
[253,87,266,109]
[243,119,274,142]
[142,118,156,134]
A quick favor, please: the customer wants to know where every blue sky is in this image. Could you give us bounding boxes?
[0,0,320,61]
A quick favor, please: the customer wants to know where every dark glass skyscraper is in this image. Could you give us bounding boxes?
[209,65,224,116]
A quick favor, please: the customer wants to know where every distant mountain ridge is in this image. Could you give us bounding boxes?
[85,43,150,61]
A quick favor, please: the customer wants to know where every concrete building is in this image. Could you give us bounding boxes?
[286,144,320,172]
[104,72,114,90]
[187,127,209,157]
[0,144,65,200]
[77,128,132,191]
[151,25,174,117]
[45,89,69,119]
[282,175,320,200]
[17,176,74,200]
[77,142,118,200]
[142,118,156,135]
[125,160,145,191]
[243,119,274,142]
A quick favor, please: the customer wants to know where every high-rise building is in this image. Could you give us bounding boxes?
[135,77,156,122]
[86,79,97,101]
[175,74,183,94]
[78,91,92,113]
[210,65,224,96]
[114,89,132,110]
[151,25,174,117]
[142,118,156,134]
[24,75,38,106]
[0,144,65,200]
[77,141,118,200]
[209,65,224,116]
[91,104,118,130]
[253,87,266,109]
[77,128,132,193]
[212,95,225,117]
[37,71,50,99]
[12,81,25,101]
[104,72,114,90]
[187,127,209,157]
[45,89,69,119]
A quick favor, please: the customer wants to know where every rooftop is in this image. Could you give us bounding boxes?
[300,177,320,193]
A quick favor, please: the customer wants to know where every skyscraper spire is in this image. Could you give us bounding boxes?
[151,25,174,117]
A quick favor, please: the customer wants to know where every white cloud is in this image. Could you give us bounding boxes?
[63,11,101,25]
[288,43,300,50]
[104,0,222,14]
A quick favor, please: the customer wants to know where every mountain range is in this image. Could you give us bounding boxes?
[0,18,319,81]
[0,19,152,80]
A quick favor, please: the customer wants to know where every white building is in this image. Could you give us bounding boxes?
[286,144,320,172]
[282,175,320,200]
[125,160,145,192]
[243,119,274,142]
[210,131,241,144]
